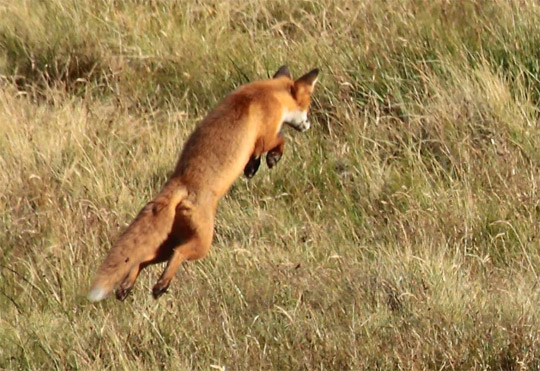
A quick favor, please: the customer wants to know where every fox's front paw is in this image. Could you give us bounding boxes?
[244,156,261,178]
[266,151,282,169]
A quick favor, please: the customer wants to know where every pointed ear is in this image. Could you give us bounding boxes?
[295,68,319,88]
[273,65,291,79]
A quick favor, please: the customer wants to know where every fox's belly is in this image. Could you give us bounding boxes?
[208,147,252,198]
[176,140,254,199]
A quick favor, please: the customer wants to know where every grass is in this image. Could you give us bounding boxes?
[2,0,540,369]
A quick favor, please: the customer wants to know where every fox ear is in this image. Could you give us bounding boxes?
[295,68,319,88]
[273,65,292,79]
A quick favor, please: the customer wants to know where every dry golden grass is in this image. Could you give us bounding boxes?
[2,0,540,369]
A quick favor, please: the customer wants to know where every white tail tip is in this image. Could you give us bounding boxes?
[87,286,109,302]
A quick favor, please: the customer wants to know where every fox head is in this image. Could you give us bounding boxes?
[273,66,319,132]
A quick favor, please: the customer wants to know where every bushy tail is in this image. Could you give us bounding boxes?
[87,181,187,302]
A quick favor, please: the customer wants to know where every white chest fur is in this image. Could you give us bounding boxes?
[281,108,310,132]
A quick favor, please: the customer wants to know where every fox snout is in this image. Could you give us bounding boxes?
[293,119,311,132]
[284,110,311,132]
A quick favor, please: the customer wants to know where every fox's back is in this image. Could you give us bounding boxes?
[173,80,285,197]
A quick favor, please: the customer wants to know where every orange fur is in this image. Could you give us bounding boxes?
[87,66,319,301]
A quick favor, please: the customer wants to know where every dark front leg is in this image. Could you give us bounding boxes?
[266,135,285,169]
[244,155,261,178]
[266,149,282,169]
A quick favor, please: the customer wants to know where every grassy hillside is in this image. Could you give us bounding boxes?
[2,0,540,369]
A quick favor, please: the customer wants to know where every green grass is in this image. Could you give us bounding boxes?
[2,0,540,369]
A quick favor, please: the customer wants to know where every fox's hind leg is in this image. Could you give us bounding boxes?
[152,205,215,298]
[151,230,214,298]
[115,265,141,301]
[114,236,179,301]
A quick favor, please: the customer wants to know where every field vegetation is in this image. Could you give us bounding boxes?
[2,0,540,369]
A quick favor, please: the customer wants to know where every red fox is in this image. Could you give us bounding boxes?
[87,66,319,302]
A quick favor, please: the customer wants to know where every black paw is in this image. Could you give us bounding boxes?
[115,286,132,301]
[244,156,261,178]
[152,281,169,299]
[266,151,282,169]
